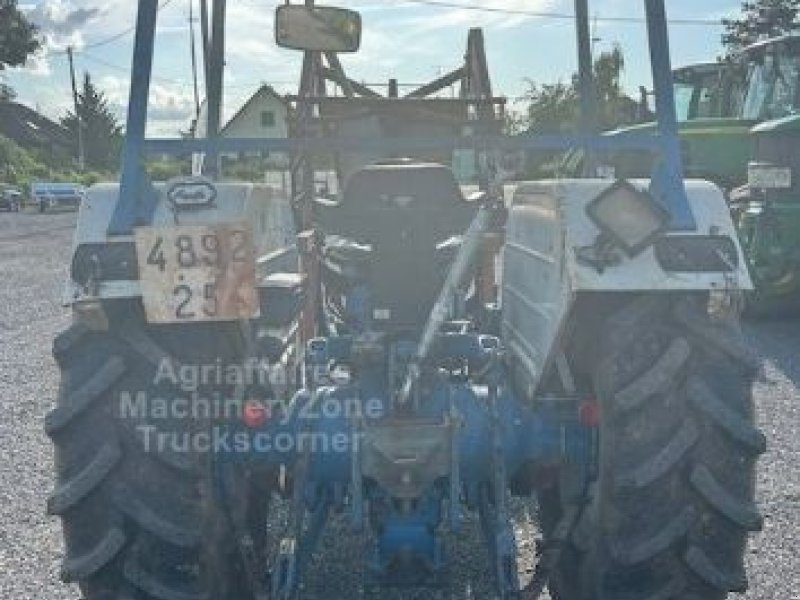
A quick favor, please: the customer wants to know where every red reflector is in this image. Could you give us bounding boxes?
[579,399,601,428]
[243,400,270,429]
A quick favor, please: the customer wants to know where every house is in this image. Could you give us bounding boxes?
[0,101,74,159]
[220,84,290,168]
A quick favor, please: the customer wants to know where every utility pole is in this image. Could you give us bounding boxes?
[66,47,85,170]
[200,0,211,90]
[189,0,201,124]
[575,0,596,174]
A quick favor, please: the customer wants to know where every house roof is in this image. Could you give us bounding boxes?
[0,102,74,152]
[220,85,289,135]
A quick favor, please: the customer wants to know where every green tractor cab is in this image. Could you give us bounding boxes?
[672,62,742,121]
[561,61,754,189]
[603,61,755,190]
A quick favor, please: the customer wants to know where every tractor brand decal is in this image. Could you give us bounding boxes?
[167,178,218,209]
[135,223,259,323]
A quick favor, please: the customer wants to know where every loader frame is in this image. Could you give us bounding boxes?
[107,0,697,236]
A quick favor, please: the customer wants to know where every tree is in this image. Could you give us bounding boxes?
[723,0,800,52]
[510,46,642,177]
[518,81,577,134]
[591,46,640,129]
[0,0,40,70]
[61,73,123,170]
[514,45,639,135]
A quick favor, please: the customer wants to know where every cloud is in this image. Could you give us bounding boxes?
[95,73,199,136]
[12,53,52,77]
[149,84,197,122]
[34,6,102,35]
[20,0,103,56]
[27,1,102,37]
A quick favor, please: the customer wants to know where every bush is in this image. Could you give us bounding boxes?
[145,157,192,181]
[0,134,43,186]
[0,134,115,190]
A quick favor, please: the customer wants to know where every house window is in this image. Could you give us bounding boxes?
[261,110,276,128]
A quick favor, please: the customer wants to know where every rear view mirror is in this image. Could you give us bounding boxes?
[275,5,362,53]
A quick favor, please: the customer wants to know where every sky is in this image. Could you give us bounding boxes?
[2,0,744,136]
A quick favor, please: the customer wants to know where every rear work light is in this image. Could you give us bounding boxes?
[586,179,670,257]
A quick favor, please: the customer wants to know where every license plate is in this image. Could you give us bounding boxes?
[135,223,260,324]
[748,165,792,190]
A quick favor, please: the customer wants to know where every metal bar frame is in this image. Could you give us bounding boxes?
[107,0,696,236]
[108,0,159,235]
[406,68,465,99]
[141,133,663,155]
[644,0,695,229]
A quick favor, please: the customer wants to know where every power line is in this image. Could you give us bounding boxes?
[79,51,184,86]
[78,51,294,91]
[52,0,179,57]
[397,0,722,26]
[85,0,179,49]
[55,0,723,60]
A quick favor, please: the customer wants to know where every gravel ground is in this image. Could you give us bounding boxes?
[0,210,797,599]
[0,210,76,599]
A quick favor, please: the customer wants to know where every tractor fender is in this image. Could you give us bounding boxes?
[63,181,296,305]
[506,178,751,294]
[501,178,752,396]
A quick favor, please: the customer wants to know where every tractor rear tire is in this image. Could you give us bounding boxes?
[47,302,267,600]
[542,294,765,600]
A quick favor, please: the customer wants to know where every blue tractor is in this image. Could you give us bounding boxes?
[47,2,764,599]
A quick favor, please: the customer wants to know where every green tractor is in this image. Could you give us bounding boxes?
[558,60,752,184]
[729,35,800,314]
[669,62,753,188]
[605,61,754,191]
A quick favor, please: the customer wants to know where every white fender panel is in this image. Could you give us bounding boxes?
[501,178,751,396]
[508,179,751,292]
[65,182,295,304]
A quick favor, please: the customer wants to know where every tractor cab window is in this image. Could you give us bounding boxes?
[772,54,800,116]
[743,56,771,119]
[695,83,718,118]
[743,47,800,120]
[672,70,726,121]
[673,83,694,121]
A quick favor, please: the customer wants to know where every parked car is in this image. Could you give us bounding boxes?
[30,182,86,213]
[0,184,23,212]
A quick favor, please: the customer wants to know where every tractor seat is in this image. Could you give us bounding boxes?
[315,162,474,241]
[316,163,477,330]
